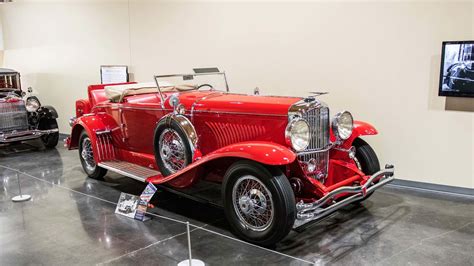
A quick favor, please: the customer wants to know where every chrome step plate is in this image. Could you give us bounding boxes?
[98,160,160,182]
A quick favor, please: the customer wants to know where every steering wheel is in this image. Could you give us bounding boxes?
[197,84,214,90]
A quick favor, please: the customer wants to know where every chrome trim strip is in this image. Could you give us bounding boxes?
[98,162,146,182]
[92,104,288,117]
[95,129,111,135]
[192,110,288,117]
[190,92,223,121]
[0,128,59,143]
[119,106,169,111]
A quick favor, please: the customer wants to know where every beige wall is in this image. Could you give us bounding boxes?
[1,1,473,188]
[0,1,130,128]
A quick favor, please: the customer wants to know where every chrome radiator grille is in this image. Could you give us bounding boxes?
[0,101,29,133]
[298,106,330,181]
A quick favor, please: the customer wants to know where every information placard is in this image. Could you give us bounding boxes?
[134,183,157,221]
[115,192,139,219]
[101,65,129,84]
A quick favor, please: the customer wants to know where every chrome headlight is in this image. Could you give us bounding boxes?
[26,97,41,112]
[332,111,354,140]
[285,118,310,151]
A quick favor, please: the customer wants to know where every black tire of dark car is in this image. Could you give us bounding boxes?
[222,160,296,247]
[153,118,193,176]
[352,137,380,203]
[79,130,107,180]
[38,118,59,148]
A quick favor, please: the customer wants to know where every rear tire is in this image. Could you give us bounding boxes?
[79,131,107,180]
[222,160,296,247]
[352,138,380,203]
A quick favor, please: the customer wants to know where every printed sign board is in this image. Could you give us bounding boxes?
[134,183,157,221]
[115,192,139,219]
[114,183,158,221]
[101,65,129,84]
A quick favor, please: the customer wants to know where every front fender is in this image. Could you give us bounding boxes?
[205,141,296,166]
[41,105,58,118]
[68,113,119,150]
[342,120,378,148]
[147,141,296,185]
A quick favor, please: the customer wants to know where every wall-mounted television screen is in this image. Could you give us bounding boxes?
[439,41,474,97]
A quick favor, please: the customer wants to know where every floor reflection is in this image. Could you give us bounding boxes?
[1,145,472,265]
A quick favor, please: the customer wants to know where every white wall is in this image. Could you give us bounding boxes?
[0,1,130,128]
[1,1,473,188]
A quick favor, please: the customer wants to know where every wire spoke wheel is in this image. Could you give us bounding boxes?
[232,175,274,232]
[81,137,96,173]
[159,128,186,174]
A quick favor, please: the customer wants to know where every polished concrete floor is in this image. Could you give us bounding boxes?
[0,141,473,265]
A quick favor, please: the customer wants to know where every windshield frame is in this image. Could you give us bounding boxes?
[153,72,229,106]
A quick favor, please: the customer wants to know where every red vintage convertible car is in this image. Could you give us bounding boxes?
[66,68,394,246]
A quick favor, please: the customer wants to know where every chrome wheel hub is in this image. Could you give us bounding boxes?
[159,128,186,173]
[81,137,96,173]
[161,145,172,160]
[232,175,274,231]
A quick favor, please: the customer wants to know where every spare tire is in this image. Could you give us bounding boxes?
[154,118,193,176]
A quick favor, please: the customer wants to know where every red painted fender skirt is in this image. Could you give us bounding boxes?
[146,141,296,184]
[68,113,119,156]
[342,120,378,148]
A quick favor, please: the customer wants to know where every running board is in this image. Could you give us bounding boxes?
[98,160,161,182]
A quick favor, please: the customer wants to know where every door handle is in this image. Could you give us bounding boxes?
[119,108,128,141]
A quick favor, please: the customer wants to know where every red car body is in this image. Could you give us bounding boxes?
[67,71,394,245]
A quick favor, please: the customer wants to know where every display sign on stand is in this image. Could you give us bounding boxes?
[115,183,157,221]
[115,192,139,219]
[101,65,129,84]
[134,183,157,221]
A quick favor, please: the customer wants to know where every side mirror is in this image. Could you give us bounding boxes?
[169,94,180,108]
[27,87,33,93]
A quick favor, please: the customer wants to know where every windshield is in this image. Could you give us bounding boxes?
[154,72,229,93]
[0,74,21,91]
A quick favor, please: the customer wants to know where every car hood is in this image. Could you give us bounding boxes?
[177,91,302,116]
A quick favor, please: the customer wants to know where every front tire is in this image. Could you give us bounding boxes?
[353,138,380,202]
[79,131,107,180]
[39,118,59,149]
[222,160,296,246]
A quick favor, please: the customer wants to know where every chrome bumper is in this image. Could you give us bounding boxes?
[0,128,59,143]
[294,164,395,228]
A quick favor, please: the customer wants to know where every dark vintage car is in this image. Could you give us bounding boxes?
[443,43,474,93]
[444,62,474,93]
[0,68,59,148]
[67,68,395,246]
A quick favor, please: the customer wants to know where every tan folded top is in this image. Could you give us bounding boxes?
[105,82,197,102]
